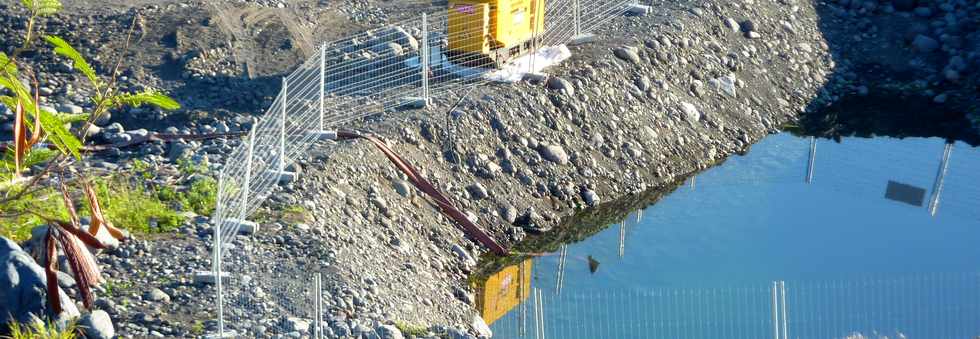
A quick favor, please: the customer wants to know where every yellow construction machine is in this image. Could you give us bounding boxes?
[447,0,546,67]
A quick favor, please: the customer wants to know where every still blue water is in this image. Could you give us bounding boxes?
[487,134,980,338]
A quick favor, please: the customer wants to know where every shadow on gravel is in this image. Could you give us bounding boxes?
[798,1,980,146]
[112,70,282,130]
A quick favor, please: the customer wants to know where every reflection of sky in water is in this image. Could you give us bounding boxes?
[488,134,980,339]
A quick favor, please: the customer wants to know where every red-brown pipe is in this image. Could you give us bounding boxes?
[337,130,509,256]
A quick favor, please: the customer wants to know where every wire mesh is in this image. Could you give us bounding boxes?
[209,0,644,336]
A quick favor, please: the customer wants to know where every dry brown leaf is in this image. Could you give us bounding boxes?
[44,230,63,315]
[12,101,26,177]
[83,182,126,240]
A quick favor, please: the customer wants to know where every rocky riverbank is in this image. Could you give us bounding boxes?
[2,0,978,338]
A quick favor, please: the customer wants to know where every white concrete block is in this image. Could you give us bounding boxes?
[569,33,599,46]
[626,4,652,16]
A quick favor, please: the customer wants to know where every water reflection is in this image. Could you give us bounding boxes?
[474,259,532,326]
[477,134,980,338]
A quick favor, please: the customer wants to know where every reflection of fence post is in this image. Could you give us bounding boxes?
[519,260,527,337]
[770,282,779,339]
[806,136,817,184]
[779,281,788,339]
[929,142,953,216]
[556,245,567,294]
[618,220,626,258]
[533,288,545,339]
[421,13,430,106]
[319,43,326,132]
[279,78,287,174]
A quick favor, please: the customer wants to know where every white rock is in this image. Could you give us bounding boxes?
[679,102,702,122]
[79,310,114,339]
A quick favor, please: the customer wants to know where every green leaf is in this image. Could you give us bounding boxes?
[20,0,61,15]
[37,108,82,159]
[44,35,99,90]
[0,74,34,108]
[23,148,57,168]
[56,112,91,124]
[112,91,181,110]
[35,0,62,15]
[0,52,18,75]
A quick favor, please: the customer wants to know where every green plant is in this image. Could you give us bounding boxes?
[2,0,180,223]
[190,321,205,336]
[86,177,183,234]
[180,177,217,215]
[0,2,184,322]
[131,159,153,180]
[394,322,428,337]
[4,319,77,339]
[100,278,133,298]
[281,204,310,224]
[176,157,208,176]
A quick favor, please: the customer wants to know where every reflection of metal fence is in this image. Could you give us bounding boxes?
[209,0,650,337]
[492,273,980,339]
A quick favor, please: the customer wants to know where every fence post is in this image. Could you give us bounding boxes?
[573,0,580,37]
[318,273,324,339]
[312,272,322,339]
[214,171,226,338]
[421,13,430,106]
[242,124,255,220]
[280,78,287,174]
[319,43,326,132]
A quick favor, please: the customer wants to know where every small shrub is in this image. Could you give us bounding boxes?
[181,177,217,216]
[281,205,311,224]
[87,178,183,234]
[4,320,77,339]
[0,188,69,241]
[394,322,428,337]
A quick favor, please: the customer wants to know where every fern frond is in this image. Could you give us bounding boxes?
[20,0,62,16]
[44,35,99,90]
[35,0,62,15]
[38,108,82,159]
[112,91,181,110]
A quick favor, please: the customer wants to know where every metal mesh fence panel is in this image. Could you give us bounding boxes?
[209,0,644,336]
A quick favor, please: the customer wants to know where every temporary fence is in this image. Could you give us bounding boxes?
[490,272,980,339]
[208,0,658,337]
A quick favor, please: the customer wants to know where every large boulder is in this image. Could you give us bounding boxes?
[0,237,79,328]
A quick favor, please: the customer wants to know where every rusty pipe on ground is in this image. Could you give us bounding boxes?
[335,130,509,256]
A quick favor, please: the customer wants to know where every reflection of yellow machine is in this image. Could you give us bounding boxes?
[447,0,546,67]
[474,259,533,325]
